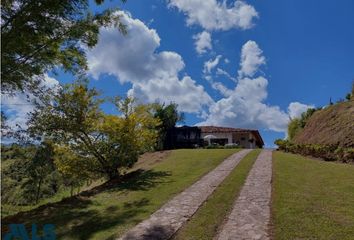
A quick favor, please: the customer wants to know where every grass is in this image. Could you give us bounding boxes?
[1,151,170,217]
[272,151,354,240]
[173,149,261,240]
[2,149,239,240]
[1,180,105,217]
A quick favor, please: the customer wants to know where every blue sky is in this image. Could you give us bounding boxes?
[3,0,354,147]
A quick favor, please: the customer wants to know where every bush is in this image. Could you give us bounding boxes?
[205,144,224,149]
[274,139,353,163]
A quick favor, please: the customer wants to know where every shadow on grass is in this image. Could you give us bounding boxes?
[123,224,175,240]
[80,169,172,197]
[2,169,172,239]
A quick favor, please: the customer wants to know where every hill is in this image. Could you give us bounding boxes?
[293,100,354,148]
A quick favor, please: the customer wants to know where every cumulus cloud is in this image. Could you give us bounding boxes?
[200,76,289,132]
[87,11,213,113]
[200,41,312,133]
[168,0,258,31]
[203,55,222,74]
[128,76,213,113]
[238,40,266,78]
[288,102,315,119]
[193,31,212,54]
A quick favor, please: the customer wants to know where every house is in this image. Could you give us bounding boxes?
[163,125,264,149]
[164,126,203,149]
[199,126,264,149]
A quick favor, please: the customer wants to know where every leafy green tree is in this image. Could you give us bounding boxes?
[27,141,57,204]
[287,118,302,141]
[153,103,184,150]
[1,143,60,205]
[299,108,316,128]
[1,0,126,94]
[28,81,160,179]
[346,93,351,101]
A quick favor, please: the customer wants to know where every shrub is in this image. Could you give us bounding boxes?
[274,139,353,163]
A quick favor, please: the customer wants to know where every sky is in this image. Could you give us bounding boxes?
[2,0,354,147]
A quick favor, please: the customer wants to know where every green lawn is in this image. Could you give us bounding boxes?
[173,149,261,240]
[2,149,239,240]
[272,151,354,240]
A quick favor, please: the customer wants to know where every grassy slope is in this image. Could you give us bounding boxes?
[272,151,354,240]
[293,100,354,148]
[173,149,261,240]
[1,151,171,217]
[2,149,239,240]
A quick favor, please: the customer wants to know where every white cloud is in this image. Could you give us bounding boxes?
[216,68,237,82]
[87,11,213,113]
[288,102,315,119]
[193,31,212,54]
[203,55,222,74]
[1,75,59,130]
[168,0,258,31]
[200,77,290,132]
[128,76,213,113]
[200,41,312,133]
[211,81,233,97]
[238,40,265,78]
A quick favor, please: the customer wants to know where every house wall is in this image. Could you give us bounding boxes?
[231,132,252,148]
[201,131,260,149]
[201,132,233,144]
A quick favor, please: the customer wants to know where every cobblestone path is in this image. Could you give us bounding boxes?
[216,150,273,240]
[119,149,252,240]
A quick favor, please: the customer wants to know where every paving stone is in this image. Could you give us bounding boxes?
[216,150,272,240]
[118,149,252,240]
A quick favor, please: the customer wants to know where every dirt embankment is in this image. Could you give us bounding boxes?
[293,100,354,148]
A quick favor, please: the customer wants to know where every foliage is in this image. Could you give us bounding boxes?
[153,103,184,150]
[1,142,61,205]
[27,141,58,204]
[205,144,242,149]
[1,0,126,94]
[287,108,317,140]
[346,93,351,101]
[287,118,302,141]
[274,139,354,163]
[27,81,160,179]
[346,81,354,100]
[2,149,239,238]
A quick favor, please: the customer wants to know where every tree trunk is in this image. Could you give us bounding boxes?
[107,168,119,180]
[35,178,42,204]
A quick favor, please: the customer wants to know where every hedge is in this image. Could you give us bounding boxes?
[274,139,354,163]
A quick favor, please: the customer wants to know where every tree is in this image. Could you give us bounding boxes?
[346,81,354,101]
[1,0,126,95]
[287,108,317,141]
[1,143,60,205]
[287,118,301,141]
[153,103,184,150]
[27,141,57,204]
[28,81,160,179]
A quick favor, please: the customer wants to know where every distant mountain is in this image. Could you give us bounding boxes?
[293,100,354,148]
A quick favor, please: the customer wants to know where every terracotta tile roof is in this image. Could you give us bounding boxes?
[199,126,253,133]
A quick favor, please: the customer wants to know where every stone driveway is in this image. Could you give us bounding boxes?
[216,150,273,240]
[119,149,252,240]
